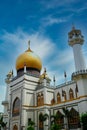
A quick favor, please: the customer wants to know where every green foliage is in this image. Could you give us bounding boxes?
[50,123,61,130]
[27,120,35,130]
[28,120,35,126]
[50,113,63,124]
[62,107,70,118]
[0,115,7,129]
[39,113,49,122]
[81,112,87,130]
[39,113,48,130]
[27,126,34,130]
[50,113,61,130]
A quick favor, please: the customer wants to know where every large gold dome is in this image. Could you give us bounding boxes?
[16,48,42,72]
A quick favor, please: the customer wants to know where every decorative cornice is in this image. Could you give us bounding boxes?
[78,95,87,99]
[68,27,84,46]
[2,101,9,105]
[68,38,84,46]
[72,73,87,81]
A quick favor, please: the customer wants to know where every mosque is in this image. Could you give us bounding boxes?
[2,27,87,130]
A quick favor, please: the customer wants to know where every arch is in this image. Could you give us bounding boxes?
[12,97,20,117]
[39,113,44,130]
[41,93,44,106]
[68,108,80,129]
[37,93,44,106]
[56,110,64,128]
[75,88,78,98]
[13,125,18,130]
[75,84,78,98]
[57,92,61,103]
[51,98,55,105]
[63,91,67,101]
[37,94,41,106]
[69,88,74,100]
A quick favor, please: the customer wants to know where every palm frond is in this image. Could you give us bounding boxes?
[62,107,70,117]
[39,113,48,122]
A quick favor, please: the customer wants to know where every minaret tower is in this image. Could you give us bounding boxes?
[68,26,86,71]
[2,70,13,129]
[68,27,87,113]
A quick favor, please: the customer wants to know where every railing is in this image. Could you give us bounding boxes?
[72,69,87,77]
[56,80,75,88]
[2,100,9,105]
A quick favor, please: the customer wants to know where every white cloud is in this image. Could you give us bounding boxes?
[41,16,66,27]
[46,48,75,85]
[1,30,56,61]
[41,0,81,9]
[67,5,87,14]
[52,49,73,66]
[27,33,56,61]
[40,0,87,20]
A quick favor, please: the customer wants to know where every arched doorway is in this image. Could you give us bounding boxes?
[13,125,18,130]
[69,88,74,100]
[12,97,20,117]
[57,92,61,103]
[39,113,44,130]
[56,110,64,129]
[68,108,81,129]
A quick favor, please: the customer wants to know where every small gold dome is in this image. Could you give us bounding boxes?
[16,48,42,72]
[40,68,51,81]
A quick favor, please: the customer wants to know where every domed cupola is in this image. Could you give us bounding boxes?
[39,68,51,86]
[16,41,42,77]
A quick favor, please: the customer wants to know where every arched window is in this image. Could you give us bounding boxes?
[69,88,74,100]
[63,91,67,101]
[39,113,44,130]
[13,125,18,130]
[37,94,41,106]
[68,108,81,129]
[41,93,44,106]
[12,97,20,117]
[56,110,64,128]
[57,92,61,103]
[51,98,55,105]
[75,84,78,98]
[37,93,44,106]
[75,88,78,98]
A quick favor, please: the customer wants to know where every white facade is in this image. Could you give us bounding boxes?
[2,27,87,130]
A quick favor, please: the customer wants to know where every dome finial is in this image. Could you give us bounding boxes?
[28,40,30,49]
[53,75,56,87]
[72,23,75,30]
[44,68,46,73]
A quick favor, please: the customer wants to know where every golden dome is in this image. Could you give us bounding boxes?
[40,68,51,81]
[16,45,42,72]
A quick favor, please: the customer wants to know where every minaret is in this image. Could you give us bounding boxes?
[2,70,13,129]
[2,70,13,109]
[68,26,86,71]
[68,27,87,113]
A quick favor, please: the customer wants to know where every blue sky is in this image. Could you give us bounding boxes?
[0,0,87,112]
